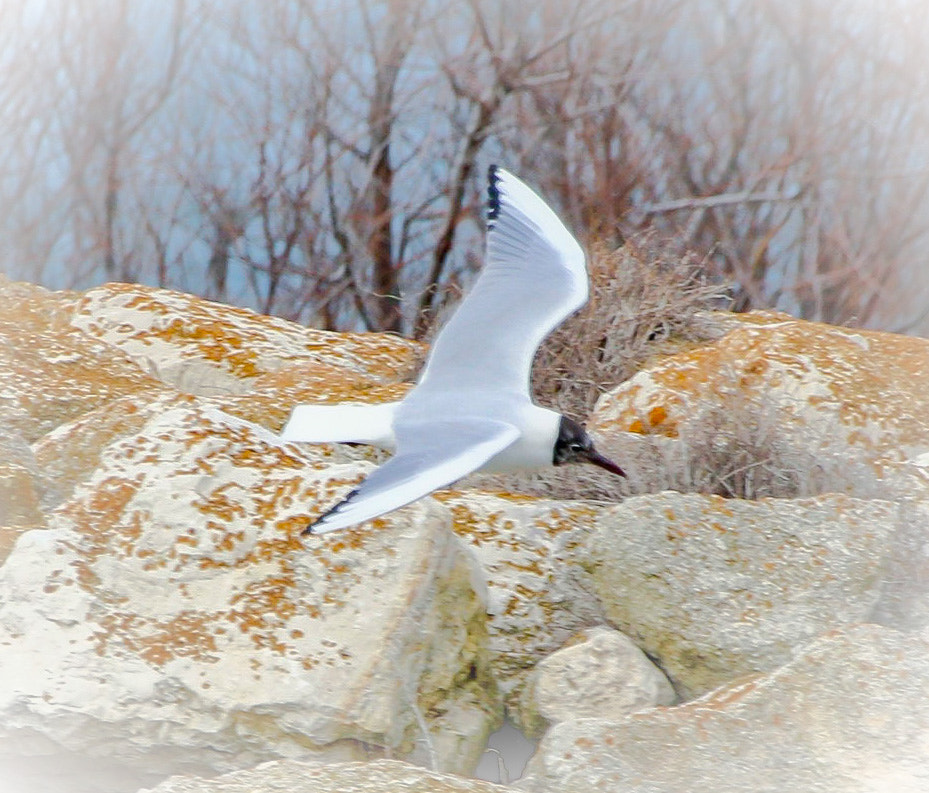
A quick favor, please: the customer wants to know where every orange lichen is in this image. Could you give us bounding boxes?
[93,611,220,665]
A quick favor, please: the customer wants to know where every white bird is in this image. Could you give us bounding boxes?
[281,166,625,534]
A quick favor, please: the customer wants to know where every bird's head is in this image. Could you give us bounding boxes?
[553,416,626,477]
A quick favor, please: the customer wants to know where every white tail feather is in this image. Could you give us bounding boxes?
[280,401,399,450]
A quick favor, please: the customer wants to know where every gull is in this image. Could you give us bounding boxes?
[281,166,626,534]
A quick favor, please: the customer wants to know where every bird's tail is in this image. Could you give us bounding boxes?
[279,401,399,450]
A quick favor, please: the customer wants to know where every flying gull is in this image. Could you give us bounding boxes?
[281,166,626,534]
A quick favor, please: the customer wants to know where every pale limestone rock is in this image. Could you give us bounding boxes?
[138,758,508,793]
[31,387,396,507]
[434,492,610,724]
[585,491,899,696]
[521,624,929,793]
[0,404,499,793]
[591,315,929,498]
[0,424,49,547]
[0,462,46,564]
[7,279,929,792]
[521,626,674,732]
[27,282,411,504]
[0,284,164,443]
[69,283,422,395]
[31,391,191,505]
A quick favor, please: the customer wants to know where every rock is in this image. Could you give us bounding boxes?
[869,500,929,631]
[0,462,46,564]
[70,283,423,395]
[0,283,165,443]
[6,278,929,792]
[520,624,929,793]
[520,627,674,733]
[0,404,499,793]
[0,424,51,549]
[585,491,898,696]
[31,369,409,509]
[0,277,80,334]
[30,392,193,505]
[26,282,413,505]
[591,315,929,498]
[434,492,610,728]
[137,758,508,793]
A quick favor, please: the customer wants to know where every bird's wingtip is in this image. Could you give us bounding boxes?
[300,487,361,538]
[487,164,502,225]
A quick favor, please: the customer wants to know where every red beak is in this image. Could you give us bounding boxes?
[585,447,626,477]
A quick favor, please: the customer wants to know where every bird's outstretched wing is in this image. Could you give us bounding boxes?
[417,166,587,395]
[306,418,519,535]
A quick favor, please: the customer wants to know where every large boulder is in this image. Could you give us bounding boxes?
[69,283,422,396]
[138,758,507,793]
[591,313,929,498]
[584,491,902,696]
[0,404,499,793]
[521,624,929,792]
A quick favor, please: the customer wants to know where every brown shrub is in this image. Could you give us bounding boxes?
[532,232,730,421]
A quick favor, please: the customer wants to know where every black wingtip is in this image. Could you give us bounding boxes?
[301,487,361,538]
[487,164,502,225]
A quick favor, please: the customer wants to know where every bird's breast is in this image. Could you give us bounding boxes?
[479,405,561,473]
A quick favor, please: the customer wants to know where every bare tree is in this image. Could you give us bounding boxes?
[5,0,929,338]
[620,0,929,329]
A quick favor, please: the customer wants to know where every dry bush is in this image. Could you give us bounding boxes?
[531,232,730,421]
[610,376,888,503]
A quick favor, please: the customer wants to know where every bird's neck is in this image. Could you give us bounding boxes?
[480,405,561,473]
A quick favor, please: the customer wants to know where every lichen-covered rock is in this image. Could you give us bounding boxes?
[585,491,898,696]
[520,626,674,734]
[70,283,423,395]
[7,278,929,792]
[0,462,46,563]
[31,383,402,507]
[0,405,499,793]
[521,624,929,793]
[0,276,81,334]
[30,392,192,505]
[138,758,509,793]
[435,493,610,725]
[591,316,929,497]
[21,282,413,505]
[0,422,50,550]
[0,282,165,442]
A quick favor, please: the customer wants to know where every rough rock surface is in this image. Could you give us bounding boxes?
[520,624,929,792]
[0,403,499,792]
[70,283,422,395]
[0,461,46,563]
[4,281,929,793]
[138,758,506,793]
[591,313,929,498]
[520,626,674,733]
[0,280,167,443]
[435,492,610,727]
[585,491,900,696]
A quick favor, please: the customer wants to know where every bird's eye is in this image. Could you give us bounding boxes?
[569,442,585,452]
